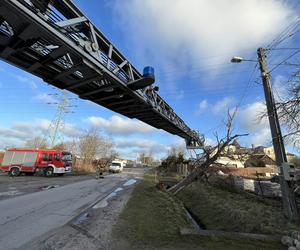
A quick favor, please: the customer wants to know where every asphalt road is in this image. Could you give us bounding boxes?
[0,168,146,250]
[0,173,93,201]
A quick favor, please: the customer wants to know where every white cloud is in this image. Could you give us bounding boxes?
[14,75,37,89]
[175,90,185,101]
[196,100,208,115]
[0,127,30,140]
[11,122,34,133]
[35,118,83,138]
[33,93,58,104]
[0,119,82,149]
[112,0,294,75]
[115,137,186,159]
[249,128,272,146]
[62,123,84,138]
[0,138,21,150]
[238,101,268,131]
[204,137,216,147]
[238,101,272,146]
[169,137,186,149]
[116,139,167,153]
[85,115,156,135]
[273,75,289,101]
[35,118,51,131]
[212,97,235,114]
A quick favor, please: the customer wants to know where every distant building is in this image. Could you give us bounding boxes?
[212,140,295,169]
[244,154,276,168]
[215,156,245,168]
[254,146,295,162]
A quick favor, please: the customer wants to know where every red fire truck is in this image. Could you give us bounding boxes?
[0,148,72,177]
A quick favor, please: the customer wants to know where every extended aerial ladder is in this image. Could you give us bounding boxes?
[0,0,204,148]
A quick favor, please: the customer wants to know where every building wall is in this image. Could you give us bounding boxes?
[215,156,244,168]
[263,146,295,162]
[263,147,275,161]
[209,166,278,177]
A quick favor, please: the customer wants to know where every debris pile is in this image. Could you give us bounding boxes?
[281,231,300,249]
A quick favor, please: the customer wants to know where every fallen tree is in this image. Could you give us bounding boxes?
[168,109,247,194]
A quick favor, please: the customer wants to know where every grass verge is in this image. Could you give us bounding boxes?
[177,181,298,235]
[113,172,284,249]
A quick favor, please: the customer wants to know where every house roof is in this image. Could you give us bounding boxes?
[246,154,275,163]
[230,139,241,148]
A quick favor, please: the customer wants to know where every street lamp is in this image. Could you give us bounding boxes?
[231,49,298,221]
[231,56,257,63]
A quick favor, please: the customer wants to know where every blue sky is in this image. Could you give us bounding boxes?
[0,0,300,159]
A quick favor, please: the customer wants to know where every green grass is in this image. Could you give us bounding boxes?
[177,181,298,235]
[114,172,190,245]
[113,172,284,249]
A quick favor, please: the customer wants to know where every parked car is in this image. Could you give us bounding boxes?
[109,161,124,173]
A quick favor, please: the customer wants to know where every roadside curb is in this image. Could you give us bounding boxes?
[180,227,282,242]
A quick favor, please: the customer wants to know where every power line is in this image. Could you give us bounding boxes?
[266,16,300,51]
[268,49,300,74]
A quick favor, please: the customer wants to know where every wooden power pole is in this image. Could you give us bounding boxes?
[257,47,298,221]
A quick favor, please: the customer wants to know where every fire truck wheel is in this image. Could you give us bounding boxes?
[45,167,54,177]
[9,167,21,177]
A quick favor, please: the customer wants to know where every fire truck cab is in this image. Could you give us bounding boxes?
[0,148,72,177]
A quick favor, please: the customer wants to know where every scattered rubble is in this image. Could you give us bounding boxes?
[282,232,300,249]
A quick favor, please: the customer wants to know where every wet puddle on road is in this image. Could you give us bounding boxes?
[73,212,90,225]
[93,179,136,209]
[39,185,60,191]
[93,199,108,209]
[114,187,123,192]
[0,190,24,196]
[123,179,136,186]
[93,192,117,209]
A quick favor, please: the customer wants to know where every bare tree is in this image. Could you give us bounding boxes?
[275,72,300,149]
[168,109,247,194]
[24,136,48,149]
[94,136,117,178]
[78,128,117,176]
[63,139,78,154]
[79,128,102,165]
[52,142,65,150]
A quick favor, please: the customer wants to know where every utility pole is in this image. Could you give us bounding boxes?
[257,47,298,221]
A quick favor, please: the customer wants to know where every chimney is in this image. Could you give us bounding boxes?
[251,144,255,149]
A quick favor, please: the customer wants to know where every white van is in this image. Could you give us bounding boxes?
[109,161,124,173]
